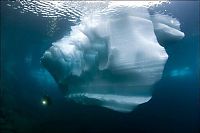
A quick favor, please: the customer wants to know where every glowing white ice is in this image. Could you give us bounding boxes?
[41,4,184,112]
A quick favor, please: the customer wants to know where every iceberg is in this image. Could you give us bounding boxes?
[41,5,184,112]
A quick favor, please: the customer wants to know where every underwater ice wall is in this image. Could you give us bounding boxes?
[41,2,185,112]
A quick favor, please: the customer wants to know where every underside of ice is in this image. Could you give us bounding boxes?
[41,5,184,112]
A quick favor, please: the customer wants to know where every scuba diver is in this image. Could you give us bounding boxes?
[41,94,52,106]
[41,84,68,107]
[41,88,52,106]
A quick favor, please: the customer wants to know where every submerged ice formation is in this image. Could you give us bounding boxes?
[41,6,184,112]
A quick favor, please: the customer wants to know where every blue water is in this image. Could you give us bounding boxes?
[1,1,199,133]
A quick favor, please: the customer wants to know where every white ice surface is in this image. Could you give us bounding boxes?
[41,5,184,112]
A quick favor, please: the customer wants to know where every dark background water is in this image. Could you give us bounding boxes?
[1,1,199,133]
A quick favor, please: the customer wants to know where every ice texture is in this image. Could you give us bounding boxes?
[41,6,184,112]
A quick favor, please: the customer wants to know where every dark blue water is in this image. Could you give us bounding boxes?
[1,1,199,133]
